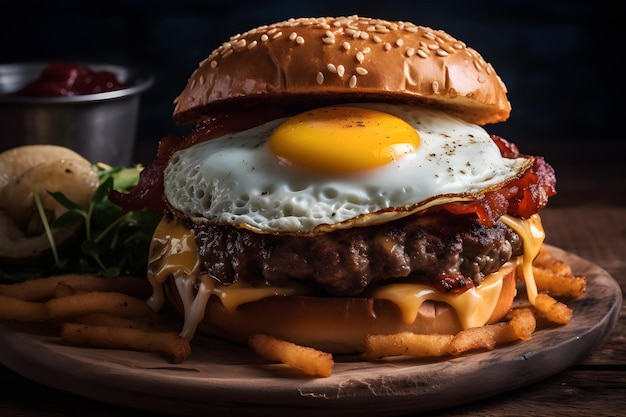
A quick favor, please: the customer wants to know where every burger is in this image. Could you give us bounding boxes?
[111,16,556,354]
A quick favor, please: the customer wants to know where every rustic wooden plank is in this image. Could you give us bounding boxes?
[429,369,626,416]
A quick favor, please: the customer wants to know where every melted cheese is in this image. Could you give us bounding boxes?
[147,217,312,340]
[147,213,544,339]
[368,262,515,329]
[500,213,544,304]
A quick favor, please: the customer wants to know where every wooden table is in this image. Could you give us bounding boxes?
[1,142,624,416]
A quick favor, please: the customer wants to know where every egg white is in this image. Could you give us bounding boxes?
[164,103,532,234]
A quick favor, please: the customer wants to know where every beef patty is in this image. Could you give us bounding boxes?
[189,211,523,297]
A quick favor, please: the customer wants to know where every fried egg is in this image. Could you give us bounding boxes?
[164,103,532,235]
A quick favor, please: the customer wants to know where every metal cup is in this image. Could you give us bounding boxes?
[0,62,153,166]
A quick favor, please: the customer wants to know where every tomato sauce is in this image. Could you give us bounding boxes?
[13,61,124,97]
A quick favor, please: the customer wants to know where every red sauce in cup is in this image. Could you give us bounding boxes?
[13,61,125,97]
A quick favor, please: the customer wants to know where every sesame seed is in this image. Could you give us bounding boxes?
[322,36,335,44]
[356,67,368,75]
[222,49,233,58]
[296,36,304,44]
[363,47,371,54]
[247,40,258,49]
[373,35,382,43]
[417,49,429,58]
[432,81,440,93]
[356,51,365,63]
[349,75,357,88]
[325,30,335,38]
[272,31,283,39]
[395,38,404,47]
[198,74,205,85]
[436,49,449,57]
[327,63,337,73]
[261,34,269,42]
[406,47,415,57]
[384,42,392,51]
[316,72,324,84]
[342,41,351,50]
[289,32,297,40]
[441,43,456,54]
[337,65,345,77]
[210,60,218,68]
[428,43,439,50]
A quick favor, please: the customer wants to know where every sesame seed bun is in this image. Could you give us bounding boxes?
[173,15,511,126]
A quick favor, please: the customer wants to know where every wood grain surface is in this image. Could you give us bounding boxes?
[1,141,624,416]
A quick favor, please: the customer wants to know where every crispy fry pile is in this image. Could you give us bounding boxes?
[0,274,190,363]
[0,246,585,377]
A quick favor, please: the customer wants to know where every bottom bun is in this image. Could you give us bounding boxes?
[165,267,517,354]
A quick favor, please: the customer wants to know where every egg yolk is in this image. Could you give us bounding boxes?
[268,106,420,173]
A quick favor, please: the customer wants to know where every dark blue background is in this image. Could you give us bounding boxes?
[1,1,619,163]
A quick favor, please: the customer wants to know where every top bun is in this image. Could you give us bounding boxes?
[173,16,511,126]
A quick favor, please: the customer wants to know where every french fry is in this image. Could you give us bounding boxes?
[362,307,539,361]
[0,274,151,301]
[54,282,76,298]
[0,294,49,322]
[249,334,334,378]
[75,312,166,331]
[448,311,537,356]
[60,323,191,363]
[448,323,505,355]
[532,245,587,298]
[533,266,587,298]
[363,332,454,361]
[508,308,537,341]
[534,246,573,276]
[45,291,154,319]
[533,292,573,324]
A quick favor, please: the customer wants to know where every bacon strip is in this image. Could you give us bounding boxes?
[438,136,556,225]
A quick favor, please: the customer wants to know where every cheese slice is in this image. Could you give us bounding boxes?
[147,213,544,340]
[369,262,515,329]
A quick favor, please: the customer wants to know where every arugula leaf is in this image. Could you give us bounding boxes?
[0,164,162,281]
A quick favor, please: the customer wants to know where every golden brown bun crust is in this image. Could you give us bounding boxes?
[165,267,517,354]
[173,16,510,127]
